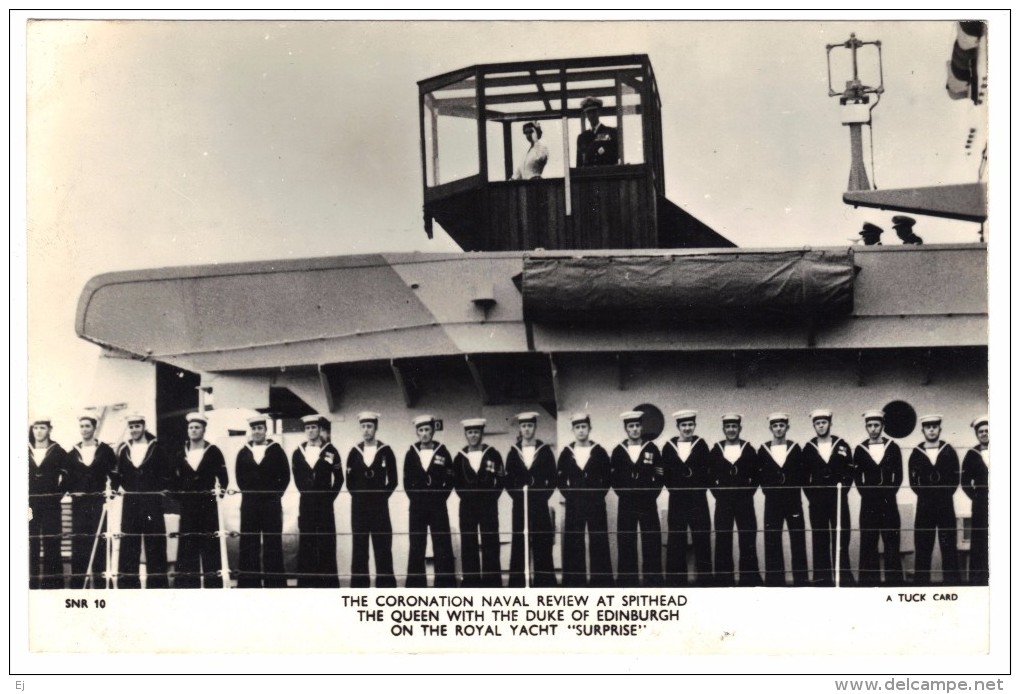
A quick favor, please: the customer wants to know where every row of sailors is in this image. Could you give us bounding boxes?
[28,408,989,589]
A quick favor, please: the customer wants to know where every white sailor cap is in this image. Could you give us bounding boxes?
[767,412,790,424]
[357,411,381,423]
[721,413,742,423]
[516,411,539,423]
[918,414,943,426]
[125,413,147,424]
[570,413,591,425]
[185,412,208,425]
[809,409,833,421]
[246,414,268,426]
[672,409,697,422]
[461,418,486,430]
[971,415,988,429]
[620,410,644,423]
[77,412,99,424]
[412,414,435,428]
[862,409,885,421]
[300,414,322,426]
[31,416,53,426]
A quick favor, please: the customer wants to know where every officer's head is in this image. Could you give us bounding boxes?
[768,415,790,441]
[621,411,643,442]
[581,96,602,128]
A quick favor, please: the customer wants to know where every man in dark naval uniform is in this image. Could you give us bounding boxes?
[29,416,67,589]
[960,414,988,586]
[346,411,398,588]
[116,413,171,589]
[709,413,763,587]
[453,418,505,587]
[853,409,904,587]
[757,413,809,587]
[661,409,713,587]
[610,410,664,588]
[403,414,456,588]
[505,411,558,588]
[172,412,229,588]
[802,408,857,587]
[557,413,614,588]
[235,414,291,588]
[292,414,343,588]
[65,413,119,589]
[908,414,961,586]
[576,96,619,167]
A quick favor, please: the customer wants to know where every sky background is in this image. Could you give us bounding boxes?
[20,14,996,424]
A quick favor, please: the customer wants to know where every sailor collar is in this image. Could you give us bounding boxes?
[667,436,702,451]
[762,440,796,463]
[513,439,547,456]
[916,440,949,459]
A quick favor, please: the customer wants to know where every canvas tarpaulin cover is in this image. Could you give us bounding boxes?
[521,250,855,323]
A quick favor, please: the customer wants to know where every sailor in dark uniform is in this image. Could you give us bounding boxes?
[114,413,171,588]
[235,414,291,588]
[802,409,856,587]
[757,413,809,586]
[908,414,961,586]
[960,414,988,586]
[557,413,614,588]
[610,410,664,587]
[403,414,456,588]
[28,416,67,589]
[506,412,558,587]
[709,413,763,587]
[576,96,620,167]
[661,409,713,587]
[346,411,397,588]
[65,413,118,589]
[291,414,343,588]
[172,412,229,588]
[853,409,904,587]
[452,418,505,587]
